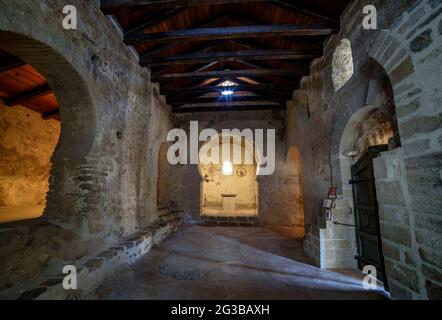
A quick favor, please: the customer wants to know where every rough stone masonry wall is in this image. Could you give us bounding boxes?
[173,110,304,227]
[286,0,442,299]
[0,104,60,206]
[0,0,173,295]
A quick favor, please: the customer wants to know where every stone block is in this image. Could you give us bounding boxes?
[416,212,442,232]
[425,279,442,300]
[388,280,414,300]
[85,258,104,272]
[396,98,421,118]
[373,157,388,179]
[398,8,426,34]
[422,263,442,284]
[385,260,420,292]
[399,113,442,140]
[376,181,406,207]
[389,57,414,86]
[381,223,412,247]
[402,139,430,155]
[379,205,410,226]
[382,241,401,261]
[419,247,442,269]
[415,230,442,251]
[404,251,417,267]
[410,29,433,52]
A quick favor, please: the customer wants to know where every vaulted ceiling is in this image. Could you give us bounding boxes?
[101,0,350,113]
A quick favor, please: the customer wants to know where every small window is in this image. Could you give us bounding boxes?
[332,39,354,92]
[222,160,233,176]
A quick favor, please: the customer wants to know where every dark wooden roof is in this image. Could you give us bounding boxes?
[101,0,350,112]
[0,49,59,120]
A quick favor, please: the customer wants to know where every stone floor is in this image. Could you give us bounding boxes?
[96,224,389,300]
[0,205,43,224]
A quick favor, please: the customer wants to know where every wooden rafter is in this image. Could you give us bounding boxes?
[99,1,348,112]
[102,0,270,10]
[0,57,26,74]
[167,95,289,105]
[142,48,321,67]
[138,14,233,60]
[5,84,51,107]
[271,1,339,24]
[152,68,307,81]
[124,6,186,36]
[173,104,286,113]
[161,83,297,96]
[42,109,60,120]
[125,23,337,45]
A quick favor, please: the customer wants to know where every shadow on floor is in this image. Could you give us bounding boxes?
[96,224,389,300]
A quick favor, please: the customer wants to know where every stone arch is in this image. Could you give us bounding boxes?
[0,31,96,159]
[0,31,96,226]
[286,145,305,229]
[331,30,415,190]
[198,133,260,217]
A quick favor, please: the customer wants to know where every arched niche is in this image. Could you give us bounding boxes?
[198,133,260,217]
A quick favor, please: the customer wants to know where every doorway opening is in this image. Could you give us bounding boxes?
[0,49,60,224]
[339,59,401,290]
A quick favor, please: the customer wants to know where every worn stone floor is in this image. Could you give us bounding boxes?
[96,224,389,300]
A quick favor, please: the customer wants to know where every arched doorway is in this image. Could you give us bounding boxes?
[198,133,259,217]
[0,31,96,226]
[338,59,401,289]
[0,48,60,223]
[286,145,305,231]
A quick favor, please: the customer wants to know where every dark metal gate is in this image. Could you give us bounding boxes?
[350,145,389,290]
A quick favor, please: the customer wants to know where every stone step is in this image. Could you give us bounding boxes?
[158,209,183,223]
[157,206,170,215]
[200,215,261,227]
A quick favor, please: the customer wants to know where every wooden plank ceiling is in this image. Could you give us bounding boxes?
[0,49,59,120]
[101,0,350,113]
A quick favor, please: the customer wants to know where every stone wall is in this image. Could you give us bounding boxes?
[173,110,304,227]
[373,148,418,298]
[286,0,442,299]
[0,104,60,206]
[0,0,172,296]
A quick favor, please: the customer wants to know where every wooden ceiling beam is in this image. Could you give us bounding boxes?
[42,109,60,120]
[124,7,187,36]
[142,48,321,67]
[4,84,51,107]
[271,1,339,24]
[173,104,286,113]
[0,57,26,74]
[152,68,307,81]
[161,84,297,96]
[125,23,337,45]
[168,95,289,105]
[101,0,270,10]
[138,14,233,60]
